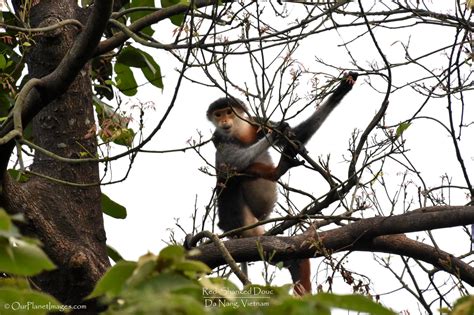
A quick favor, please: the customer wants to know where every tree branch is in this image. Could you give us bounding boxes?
[95,0,222,56]
[189,206,474,285]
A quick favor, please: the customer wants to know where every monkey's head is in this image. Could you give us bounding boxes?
[207,97,248,136]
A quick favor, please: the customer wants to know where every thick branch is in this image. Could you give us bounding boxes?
[353,234,474,285]
[190,206,474,285]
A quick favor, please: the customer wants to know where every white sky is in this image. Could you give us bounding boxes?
[5,0,469,313]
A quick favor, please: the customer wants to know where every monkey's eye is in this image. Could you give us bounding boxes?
[226,109,233,115]
[214,112,221,118]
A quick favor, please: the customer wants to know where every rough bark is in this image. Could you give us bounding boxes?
[2,0,110,307]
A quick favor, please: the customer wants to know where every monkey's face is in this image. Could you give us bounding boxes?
[212,107,245,136]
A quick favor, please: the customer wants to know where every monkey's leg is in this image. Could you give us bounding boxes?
[284,258,312,295]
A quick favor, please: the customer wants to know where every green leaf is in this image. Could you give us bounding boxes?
[0,288,61,315]
[174,260,211,277]
[270,296,331,315]
[0,208,12,232]
[107,244,125,263]
[114,63,137,96]
[115,0,131,11]
[117,46,149,68]
[88,260,137,299]
[105,290,204,315]
[157,245,185,270]
[137,272,198,293]
[101,193,127,219]
[126,253,157,287]
[395,122,411,138]
[0,209,21,239]
[0,239,56,276]
[0,54,7,70]
[130,0,155,36]
[117,47,163,89]
[0,92,14,117]
[451,295,474,315]
[314,293,395,315]
[139,50,164,89]
[160,0,188,26]
[110,127,135,147]
[81,0,94,7]
[0,277,30,289]
[7,169,30,183]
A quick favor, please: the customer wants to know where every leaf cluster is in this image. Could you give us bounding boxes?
[0,208,59,315]
[89,245,396,315]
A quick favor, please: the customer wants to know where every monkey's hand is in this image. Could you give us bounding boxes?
[335,71,359,94]
[273,121,296,146]
[345,71,359,85]
[320,71,358,108]
[274,121,308,160]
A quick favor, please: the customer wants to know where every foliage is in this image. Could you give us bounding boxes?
[0,208,55,276]
[101,193,128,219]
[442,296,474,315]
[0,11,25,117]
[160,0,188,26]
[0,208,60,315]
[90,245,395,315]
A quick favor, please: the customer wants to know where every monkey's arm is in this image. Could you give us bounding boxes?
[293,72,358,145]
[215,136,274,171]
[272,72,359,180]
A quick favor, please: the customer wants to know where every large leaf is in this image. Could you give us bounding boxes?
[114,63,138,96]
[126,253,157,287]
[0,53,7,70]
[270,296,331,315]
[0,239,56,276]
[130,0,155,36]
[0,209,19,239]
[107,244,125,263]
[117,46,163,89]
[88,260,137,298]
[7,169,30,183]
[117,46,149,68]
[157,245,185,271]
[139,49,164,89]
[101,193,127,219]
[160,0,188,26]
[0,288,61,315]
[0,208,12,231]
[314,293,395,315]
[174,260,211,278]
[136,272,198,293]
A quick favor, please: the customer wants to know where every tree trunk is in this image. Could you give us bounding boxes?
[3,0,110,307]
